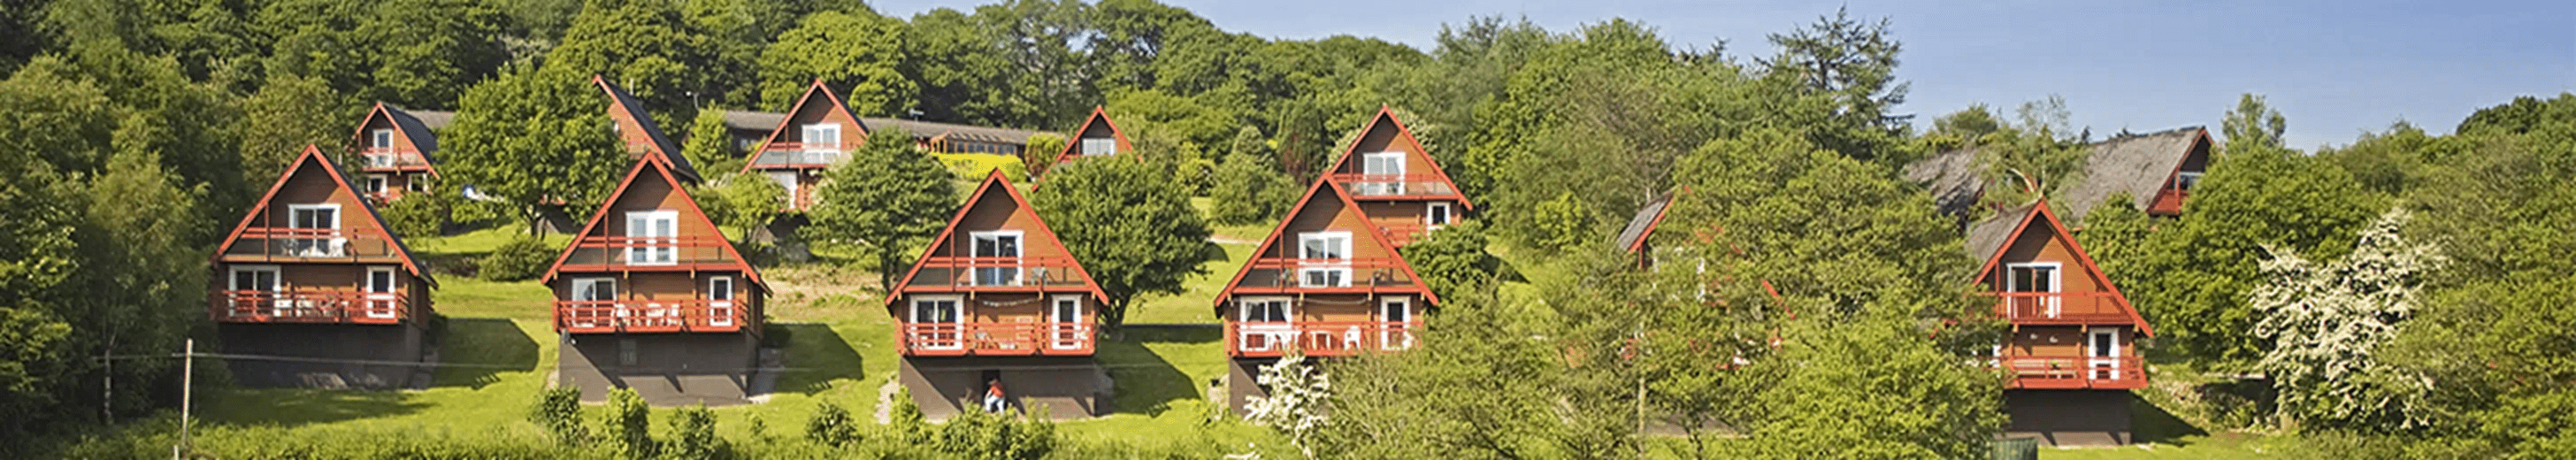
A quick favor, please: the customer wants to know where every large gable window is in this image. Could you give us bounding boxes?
[1298,232,1352,288]
[1081,136,1117,156]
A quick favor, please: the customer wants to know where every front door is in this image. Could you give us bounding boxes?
[364,267,397,319]
[1050,296,1085,350]
[911,298,963,350]
[2089,330,2121,380]
[708,277,735,327]
[1378,297,1413,350]
[625,211,678,264]
[571,278,618,327]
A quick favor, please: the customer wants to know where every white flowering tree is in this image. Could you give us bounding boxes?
[2250,208,2444,430]
[1245,352,1330,456]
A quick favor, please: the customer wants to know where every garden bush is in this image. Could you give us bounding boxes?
[477,237,556,281]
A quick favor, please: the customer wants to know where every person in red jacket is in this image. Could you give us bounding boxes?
[982,379,1007,413]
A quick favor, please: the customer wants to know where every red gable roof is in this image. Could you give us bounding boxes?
[883,170,1110,305]
[591,74,702,183]
[349,102,442,177]
[1212,178,1439,310]
[1323,105,1475,209]
[1049,106,1133,165]
[739,79,870,176]
[538,155,764,287]
[213,145,434,281]
[1970,201,2153,336]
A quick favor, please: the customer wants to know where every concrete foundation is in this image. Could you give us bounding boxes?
[558,333,760,406]
[218,322,431,389]
[1223,357,1278,417]
[899,356,1110,420]
[2005,389,2134,446]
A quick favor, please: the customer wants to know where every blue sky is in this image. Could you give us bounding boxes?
[870,1,2576,150]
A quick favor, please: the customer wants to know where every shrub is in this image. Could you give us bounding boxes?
[380,194,449,238]
[1208,152,1298,226]
[889,388,928,443]
[530,387,590,446]
[931,409,1056,460]
[665,405,724,459]
[804,402,859,448]
[602,388,655,459]
[478,237,556,281]
[933,153,1027,182]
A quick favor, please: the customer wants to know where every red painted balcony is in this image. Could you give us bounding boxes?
[553,235,741,272]
[360,149,433,172]
[895,257,1097,294]
[1979,291,2134,326]
[211,289,408,325]
[1374,221,1436,246]
[1230,257,1423,295]
[1999,356,2146,390]
[1226,320,1417,357]
[1328,173,1461,199]
[554,300,746,334]
[218,227,408,264]
[2148,188,2188,215]
[746,142,846,169]
[899,321,1094,356]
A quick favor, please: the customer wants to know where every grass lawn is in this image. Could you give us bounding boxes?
[410,223,559,258]
[429,278,556,320]
[2037,433,2302,459]
[1125,241,1254,324]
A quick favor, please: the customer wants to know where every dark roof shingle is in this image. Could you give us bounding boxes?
[2058,126,2204,221]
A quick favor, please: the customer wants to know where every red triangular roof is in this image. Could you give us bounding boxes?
[1323,105,1475,209]
[213,145,434,282]
[1048,106,1133,165]
[1970,201,2153,336]
[1212,178,1439,310]
[538,155,764,287]
[349,102,442,178]
[739,79,870,175]
[883,170,1110,305]
[591,74,702,183]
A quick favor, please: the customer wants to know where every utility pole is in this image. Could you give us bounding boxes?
[172,339,193,460]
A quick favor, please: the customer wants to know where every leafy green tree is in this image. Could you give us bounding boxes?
[804,402,860,448]
[1320,292,1634,459]
[2252,208,2442,431]
[1735,310,2005,458]
[258,0,510,109]
[1399,221,1506,301]
[1756,7,1913,164]
[1207,128,1298,226]
[543,0,738,126]
[602,387,656,458]
[679,108,742,175]
[237,73,356,186]
[1666,129,1969,313]
[1024,155,1211,330]
[439,65,628,234]
[2223,93,2289,152]
[694,172,784,239]
[806,126,955,288]
[757,8,915,116]
[1022,133,1063,178]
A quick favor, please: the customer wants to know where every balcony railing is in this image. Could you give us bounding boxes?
[1226,320,1417,357]
[554,299,745,334]
[2148,188,2188,215]
[220,227,405,262]
[361,150,432,170]
[748,143,845,169]
[211,289,407,325]
[555,235,740,270]
[1230,257,1422,293]
[1977,291,2133,325]
[1998,356,2146,389]
[1328,173,1460,198]
[899,257,1094,292]
[1375,221,1436,246]
[899,321,1094,356]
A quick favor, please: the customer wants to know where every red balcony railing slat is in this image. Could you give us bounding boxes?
[555,234,741,269]
[1997,356,2146,389]
[554,299,745,334]
[1976,291,2135,325]
[211,289,407,324]
[898,321,1093,356]
[1326,173,1460,198]
[1226,320,1417,357]
[899,256,1097,291]
[224,227,404,261]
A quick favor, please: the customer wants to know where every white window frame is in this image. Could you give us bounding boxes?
[372,128,395,150]
[2176,171,2204,191]
[1236,296,1295,352]
[1049,295,1086,350]
[1359,152,1407,195]
[707,276,736,327]
[570,278,619,328]
[909,295,965,351]
[228,264,281,317]
[1378,297,1414,350]
[802,123,841,153]
[1298,231,1353,288]
[1426,202,1452,227]
[2005,262,2063,318]
[405,176,427,192]
[624,210,679,265]
[364,266,398,319]
[1081,136,1117,156]
[365,175,388,195]
[287,203,344,257]
[2089,328,2123,380]
[970,230,1025,286]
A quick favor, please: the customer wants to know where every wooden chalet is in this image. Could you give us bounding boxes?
[1322,106,1473,246]
[543,155,768,405]
[1612,191,1678,269]
[720,110,1047,157]
[350,103,443,201]
[886,172,1112,419]
[738,80,868,211]
[1047,106,1132,165]
[210,145,437,388]
[1966,201,2155,446]
[1215,179,1436,411]
[594,75,705,184]
[1906,126,2212,222]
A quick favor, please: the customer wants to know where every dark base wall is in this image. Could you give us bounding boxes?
[558,333,759,407]
[2005,389,2134,446]
[900,356,1109,420]
[1223,357,1277,417]
[217,322,428,390]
